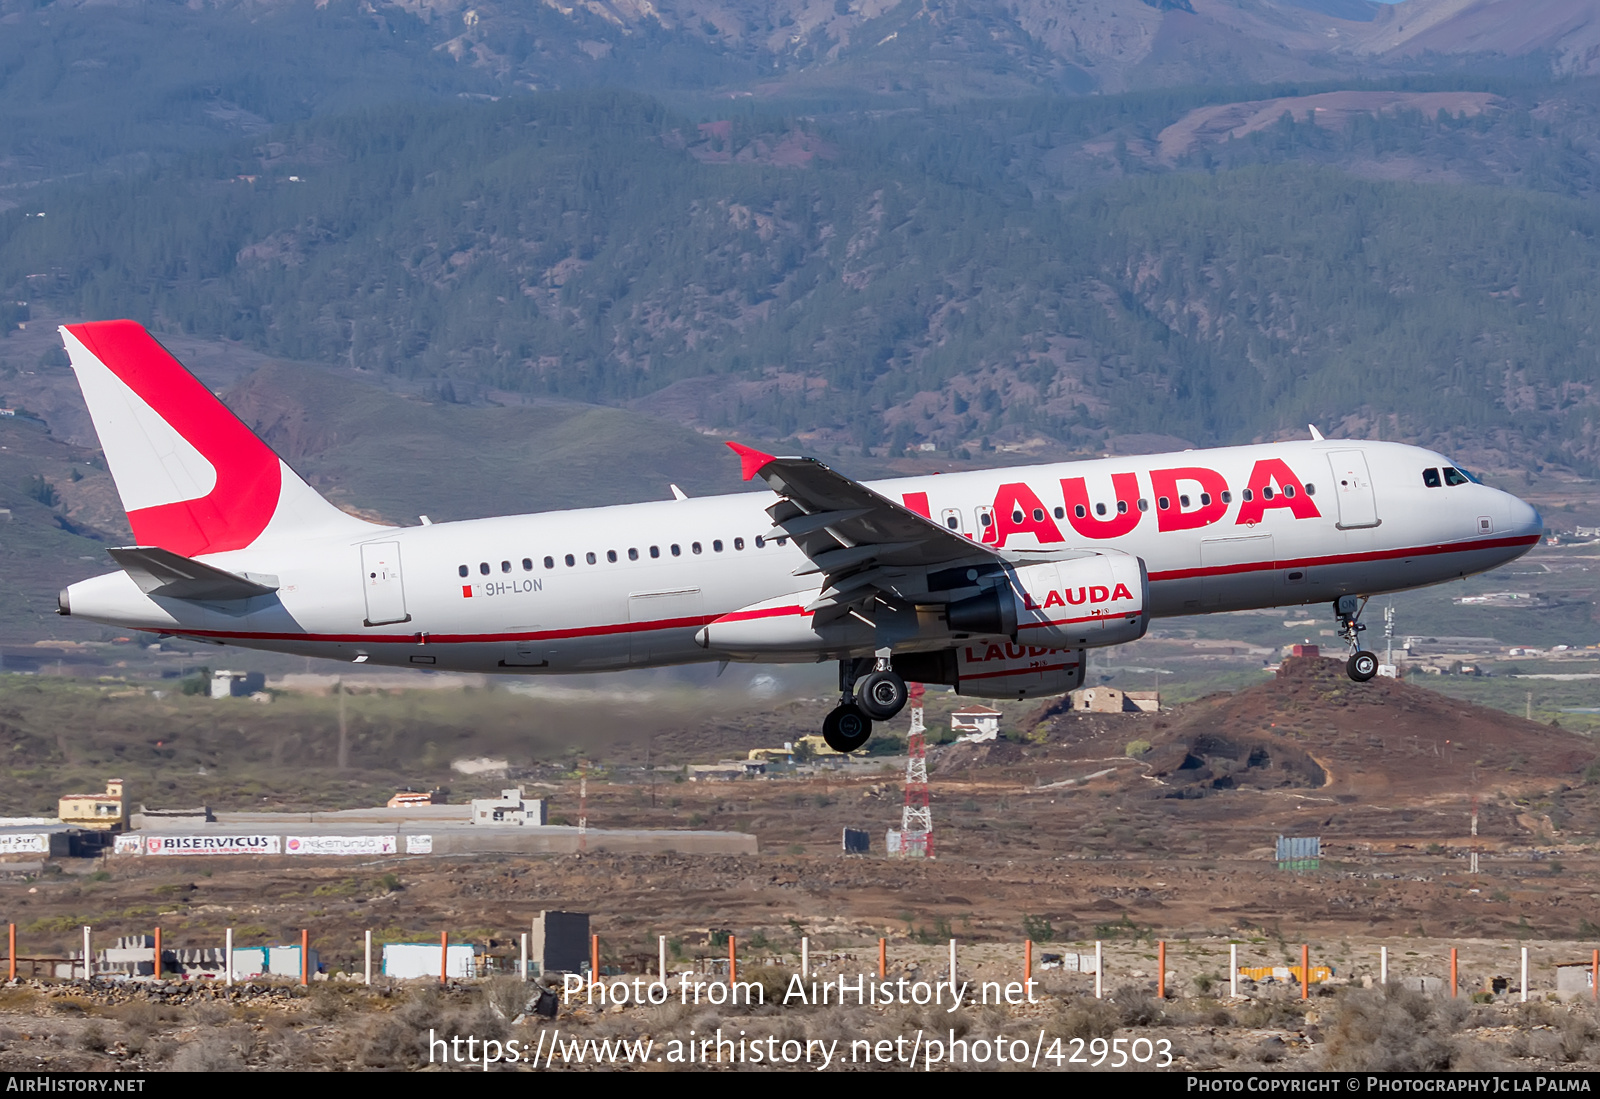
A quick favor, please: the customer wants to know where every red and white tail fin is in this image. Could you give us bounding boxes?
[60,321,375,556]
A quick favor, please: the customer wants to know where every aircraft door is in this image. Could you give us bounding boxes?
[1327,450,1380,529]
[360,542,410,626]
[940,508,967,536]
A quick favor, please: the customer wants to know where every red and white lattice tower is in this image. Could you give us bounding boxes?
[900,682,933,857]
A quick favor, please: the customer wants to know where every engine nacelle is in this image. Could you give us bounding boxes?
[893,641,1086,700]
[945,553,1149,649]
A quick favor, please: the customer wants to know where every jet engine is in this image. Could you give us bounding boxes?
[946,552,1149,649]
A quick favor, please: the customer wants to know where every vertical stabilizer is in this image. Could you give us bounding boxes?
[60,321,375,556]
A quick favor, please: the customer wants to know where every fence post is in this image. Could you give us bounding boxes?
[154,926,162,981]
[1381,946,1388,986]
[729,934,737,985]
[365,930,373,986]
[523,933,530,982]
[7,923,13,982]
[1157,941,1166,999]
[949,939,957,990]
[82,925,91,981]
[1450,947,1457,998]
[1591,949,1597,1003]
[301,929,309,986]
[1301,944,1309,1001]
[801,936,809,979]
[1230,943,1238,999]
[1520,946,1528,1004]
[589,933,599,987]
[878,938,886,980]
[225,927,233,988]
[1025,939,1032,987]
[441,930,449,986]
[1094,940,1103,1000]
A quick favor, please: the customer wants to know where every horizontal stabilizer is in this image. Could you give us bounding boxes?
[108,547,279,602]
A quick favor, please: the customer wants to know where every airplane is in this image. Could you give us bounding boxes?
[54,320,1543,752]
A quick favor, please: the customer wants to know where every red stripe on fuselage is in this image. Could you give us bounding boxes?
[160,533,1538,647]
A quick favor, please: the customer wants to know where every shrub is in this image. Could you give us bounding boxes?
[1125,740,1153,757]
[1318,985,1467,1070]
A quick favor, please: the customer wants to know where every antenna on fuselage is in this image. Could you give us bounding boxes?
[670,484,689,501]
[1308,425,1325,441]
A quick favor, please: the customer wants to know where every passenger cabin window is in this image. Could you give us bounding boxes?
[1032,508,1045,522]
[1443,467,1469,486]
[650,546,660,558]
[947,516,960,529]
[1053,507,1065,519]
[1305,483,1316,496]
[1199,493,1210,507]
[606,550,617,563]
[1242,489,1254,502]
[628,548,639,561]
[522,558,533,571]
[1157,497,1170,511]
[754,536,764,548]
[1012,509,1024,523]
[458,565,469,578]
[479,562,490,575]
[1221,491,1232,504]
[1137,499,1149,512]
[1423,468,1441,487]
[671,544,682,557]
[1178,495,1190,508]
[1283,485,1295,498]
[564,554,575,567]
[1074,504,1087,519]
[713,540,724,552]
[544,556,555,569]
[501,561,511,573]
[585,552,597,565]
[1262,486,1275,500]
[734,538,744,550]
[692,542,702,554]
[1094,503,1106,516]
[1116,501,1128,514]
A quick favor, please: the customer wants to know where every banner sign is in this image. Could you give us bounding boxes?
[113,834,143,855]
[0,834,48,855]
[405,834,433,854]
[285,835,397,856]
[144,835,280,856]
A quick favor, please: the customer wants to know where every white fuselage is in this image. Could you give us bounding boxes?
[63,439,1541,672]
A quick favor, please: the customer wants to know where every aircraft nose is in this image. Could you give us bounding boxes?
[1503,492,1542,539]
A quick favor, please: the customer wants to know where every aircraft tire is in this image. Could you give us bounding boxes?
[856,670,909,721]
[822,704,873,753]
[1347,650,1379,682]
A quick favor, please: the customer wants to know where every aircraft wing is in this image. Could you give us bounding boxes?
[728,442,1005,622]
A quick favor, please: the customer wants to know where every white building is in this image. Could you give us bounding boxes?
[951,705,1001,742]
[470,787,548,826]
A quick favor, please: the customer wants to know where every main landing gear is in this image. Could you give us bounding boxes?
[1335,595,1379,682]
[821,653,909,753]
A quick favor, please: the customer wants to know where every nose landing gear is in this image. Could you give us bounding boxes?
[821,653,909,753]
[1335,595,1379,682]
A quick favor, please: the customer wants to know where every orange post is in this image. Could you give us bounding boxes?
[1450,948,1458,998]
[301,929,309,986]
[154,927,162,980]
[440,930,448,986]
[1301,944,1309,1001]
[878,938,886,979]
[7,923,13,982]
[590,933,599,986]
[729,934,737,985]
[1025,940,1033,985]
[1157,941,1165,999]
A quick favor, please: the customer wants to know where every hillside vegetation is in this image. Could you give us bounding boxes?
[5,85,1599,469]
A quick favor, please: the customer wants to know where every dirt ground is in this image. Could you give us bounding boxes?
[1,656,1598,1071]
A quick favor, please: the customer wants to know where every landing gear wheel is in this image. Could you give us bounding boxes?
[856,670,908,721]
[822,704,873,753]
[1347,650,1378,682]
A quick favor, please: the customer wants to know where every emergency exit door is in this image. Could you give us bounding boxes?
[1326,450,1380,530]
[361,542,410,626]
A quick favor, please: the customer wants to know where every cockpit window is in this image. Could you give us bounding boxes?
[1423,468,1441,488]
[1443,467,1470,487]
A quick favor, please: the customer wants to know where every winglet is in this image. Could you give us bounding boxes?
[725,441,777,482]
